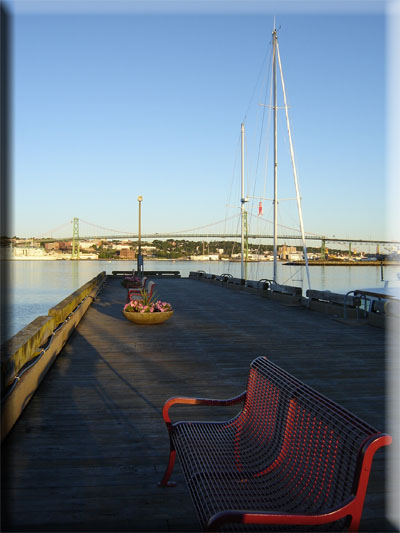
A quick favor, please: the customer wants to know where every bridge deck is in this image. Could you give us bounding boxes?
[2,277,393,532]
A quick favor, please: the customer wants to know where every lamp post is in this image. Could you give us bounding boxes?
[137,195,143,274]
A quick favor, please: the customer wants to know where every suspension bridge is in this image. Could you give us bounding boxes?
[29,217,400,260]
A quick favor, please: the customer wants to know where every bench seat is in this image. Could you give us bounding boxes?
[159,357,391,532]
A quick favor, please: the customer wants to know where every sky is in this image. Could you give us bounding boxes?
[4,0,398,246]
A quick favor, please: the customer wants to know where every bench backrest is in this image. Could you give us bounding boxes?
[306,289,361,307]
[143,270,181,277]
[128,279,155,301]
[270,283,302,296]
[146,280,155,297]
[246,279,269,290]
[227,277,245,285]
[232,357,388,517]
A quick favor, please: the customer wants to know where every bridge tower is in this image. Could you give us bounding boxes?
[244,210,249,280]
[72,217,80,260]
[321,238,326,260]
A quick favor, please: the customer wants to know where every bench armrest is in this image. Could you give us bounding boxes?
[206,501,355,531]
[162,392,247,426]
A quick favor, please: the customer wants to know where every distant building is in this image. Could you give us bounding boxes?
[13,247,47,257]
[113,244,131,251]
[247,253,268,261]
[80,241,98,250]
[45,242,60,251]
[189,254,219,261]
[278,245,297,260]
[287,253,303,261]
[119,248,135,259]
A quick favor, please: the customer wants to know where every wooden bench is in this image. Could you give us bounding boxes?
[260,281,302,305]
[143,270,181,278]
[306,290,362,320]
[113,270,181,278]
[112,270,134,278]
[246,279,269,291]
[159,357,391,532]
[269,281,302,297]
[214,273,232,282]
[226,276,245,286]
[306,289,361,308]
[189,271,206,280]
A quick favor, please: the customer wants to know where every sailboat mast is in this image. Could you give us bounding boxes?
[276,42,312,290]
[241,122,245,280]
[273,27,278,283]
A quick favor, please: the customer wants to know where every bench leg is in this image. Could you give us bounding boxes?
[158,449,177,487]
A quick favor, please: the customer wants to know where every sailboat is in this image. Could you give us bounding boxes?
[240,24,311,291]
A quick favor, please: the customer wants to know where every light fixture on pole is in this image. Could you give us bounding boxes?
[137,195,143,274]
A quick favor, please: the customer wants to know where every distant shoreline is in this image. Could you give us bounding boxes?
[3,257,400,267]
[285,261,400,267]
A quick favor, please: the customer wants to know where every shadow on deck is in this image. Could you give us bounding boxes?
[1,277,394,532]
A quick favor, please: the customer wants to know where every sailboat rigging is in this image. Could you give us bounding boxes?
[240,23,311,290]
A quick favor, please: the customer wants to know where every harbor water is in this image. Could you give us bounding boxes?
[5,259,399,339]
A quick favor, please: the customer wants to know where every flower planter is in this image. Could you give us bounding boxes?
[122,310,174,325]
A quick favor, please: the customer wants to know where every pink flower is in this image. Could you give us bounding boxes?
[123,297,172,314]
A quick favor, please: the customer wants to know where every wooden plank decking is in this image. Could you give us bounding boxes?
[2,277,394,532]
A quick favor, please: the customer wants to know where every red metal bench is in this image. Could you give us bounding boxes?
[159,357,391,532]
[126,279,156,303]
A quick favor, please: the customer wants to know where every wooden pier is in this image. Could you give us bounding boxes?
[2,276,394,532]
